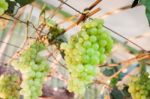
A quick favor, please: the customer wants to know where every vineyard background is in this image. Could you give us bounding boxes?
[0,0,150,99]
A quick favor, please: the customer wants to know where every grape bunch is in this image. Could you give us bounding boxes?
[61,18,113,95]
[0,0,8,15]
[12,41,50,99]
[128,72,150,99]
[0,72,20,99]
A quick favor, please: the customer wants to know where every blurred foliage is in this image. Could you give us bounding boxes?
[132,0,150,25]
[140,0,150,25]
[111,86,131,99]
[110,78,118,87]
[15,0,35,6]
[103,68,118,76]
[111,87,123,99]
[6,0,35,14]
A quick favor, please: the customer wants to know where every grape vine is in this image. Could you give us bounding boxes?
[128,72,150,99]
[61,18,113,95]
[12,41,50,99]
[0,0,8,15]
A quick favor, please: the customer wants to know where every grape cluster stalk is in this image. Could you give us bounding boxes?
[61,18,113,95]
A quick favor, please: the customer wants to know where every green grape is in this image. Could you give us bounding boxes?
[61,18,113,95]
[80,30,87,37]
[83,34,89,40]
[0,8,4,15]
[89,35,97,42]
[128,72,150,99]
[83,55,90,63]
[91,56,100,65]
[86,48,95,55]
[0,72,20,99]
[99,39,107,47]
[99,54,106,64]
[83,41,92,47]
[12,41,50,99]
[78,38,84,43]
[88,28,98,35]
[92,43,99,50]
[99,48,105,53]
[0,0,8,15]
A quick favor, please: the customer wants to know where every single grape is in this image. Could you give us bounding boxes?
[90,35,97,42]
[87,27,98,35]
[83,41,91,47]
[92,43,99,50]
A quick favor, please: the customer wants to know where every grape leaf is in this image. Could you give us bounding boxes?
[140,0,150,25]
[110,78,118,87]
[110,86,131,99]
[140,0,150,9]
[110,87,123,99]
[103,68,117,76]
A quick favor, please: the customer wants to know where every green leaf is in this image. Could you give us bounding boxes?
[146,9,150,24]
[110,87,123,99]
[140,0,150,25]
[140,0,150,9]
[111,86,131,99]
[103,68,117,76]
[110,78,118,87]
